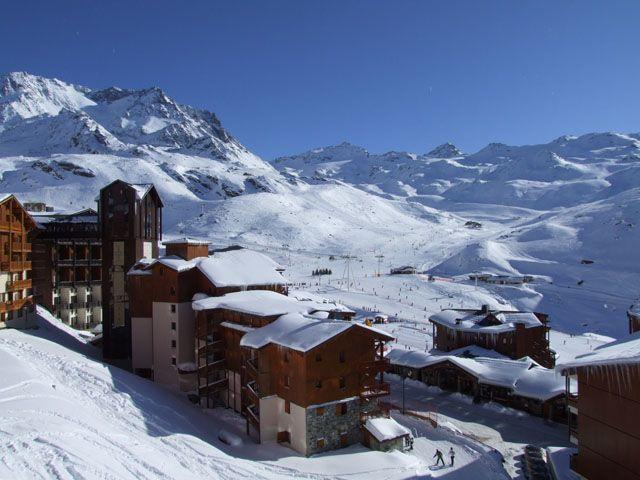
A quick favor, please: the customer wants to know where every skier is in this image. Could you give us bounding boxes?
[449,447,455,467]
[433,449,445,467]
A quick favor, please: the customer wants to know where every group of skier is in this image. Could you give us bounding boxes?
[433,447,455,467]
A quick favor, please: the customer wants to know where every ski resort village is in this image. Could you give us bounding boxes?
[2,12,640,477]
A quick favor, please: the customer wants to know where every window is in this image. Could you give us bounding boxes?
[315,379,322,389]
[316,438,325,449]
[284,375,290,388]
[284,400,291,414]
[170,286,176,296]
[316,407,325,416]
[336,402,347,416]
[171,322,176,331]
[170,304,176,313]
[171,340,176,348]
[171,357,176,366]
[315,352,322,362]
[339,376,346,389]
[339,351,346,363]
[284,351,289,363]
[159,267,164,276]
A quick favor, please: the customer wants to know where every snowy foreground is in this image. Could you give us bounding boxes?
[0,308,509,480]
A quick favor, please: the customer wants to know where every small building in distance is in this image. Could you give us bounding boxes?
[31,208,102,329]
[387,347,566,421]
[24,202,54,213]
[429,305,555,368]
[390,266,417,275]
[559,333,640,480]
[468,273,534,285]
[0,195,37,329]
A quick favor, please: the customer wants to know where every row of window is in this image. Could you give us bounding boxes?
[282,400,349,417]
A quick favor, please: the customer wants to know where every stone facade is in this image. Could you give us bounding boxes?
[305,397,361,455]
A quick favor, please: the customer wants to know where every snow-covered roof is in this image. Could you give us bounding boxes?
[629,304,640,318]
[127,248,287,287]
[193,290,313,316]
[0,193,13,204]
[386,348,564,401]
[130,183,153,200]
[162,237,210,246]
[364,417,411,442]
[239,312,393,352]
[288,290,355,314]
[429,308,543,333]
[558,331,640,370]
[196,249,286,287]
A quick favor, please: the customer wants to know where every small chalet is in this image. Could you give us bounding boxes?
[390,266,417,275]
[363,417,412,452]
[558,333,640,480]
[387,347,566,421]
[429,305,555,368]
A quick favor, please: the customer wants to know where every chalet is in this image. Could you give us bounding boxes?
[238,311,393,455]
[559,333,640,480]
[99,180,163,360]
[31,208,102,329]
[0,195,37,329]
[628,304,640,334]
[387,347,566,421]
[429,305,555,368]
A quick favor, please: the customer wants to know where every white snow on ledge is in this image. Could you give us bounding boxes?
[557,331,640,370]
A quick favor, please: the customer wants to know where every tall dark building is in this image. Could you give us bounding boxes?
[98,180,163,360]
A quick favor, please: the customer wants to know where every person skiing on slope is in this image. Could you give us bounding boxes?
[433,449,445,467]
[449,447,455,466]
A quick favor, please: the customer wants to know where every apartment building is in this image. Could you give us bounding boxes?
[98,180,163,360]
[429,305,555,367]
[559,333,640,480]
[31,208,102,329]
[0,195,37,329]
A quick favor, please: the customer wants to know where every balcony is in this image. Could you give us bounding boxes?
[244,381,261,404]
[11,243,31,253]
[0,221,25,233]
[198,340,224,356]
[0,295,34,313]
[198,358,227,376]
[362,357,390,373]
[568,393,578,411]
[361,380,390,400]
[198,377,228,396]
[1,261,31,272]
[6,279,32,291]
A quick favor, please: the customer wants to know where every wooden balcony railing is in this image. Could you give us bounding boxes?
[6,279,32,291]
[2,261,32,272]
[197,377,228,396]
[0,221,25,233]
[245,404,260,427]
[568,393,578,410]
[0,295,34,313]
[361,380,390,400]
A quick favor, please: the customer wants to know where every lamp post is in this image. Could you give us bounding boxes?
[402,370,412,415]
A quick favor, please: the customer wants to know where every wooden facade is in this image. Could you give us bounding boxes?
[0,195,37,329]
[563,364,640,480]
[629,309,640,335]
[431,312,555,368]
[100,180,163,360]
[31,209,102,329]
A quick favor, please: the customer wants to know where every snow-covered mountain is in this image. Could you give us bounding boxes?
[1,71,639,337]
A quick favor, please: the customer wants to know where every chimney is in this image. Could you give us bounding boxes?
[481,304,490,314]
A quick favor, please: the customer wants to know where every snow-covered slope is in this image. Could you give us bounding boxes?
[0,308,509,479]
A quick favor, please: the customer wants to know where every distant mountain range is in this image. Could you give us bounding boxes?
[1,72,639,334]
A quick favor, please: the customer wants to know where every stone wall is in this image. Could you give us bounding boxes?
[305,397,361,455]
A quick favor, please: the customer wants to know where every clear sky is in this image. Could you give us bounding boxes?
[2,0,639,159]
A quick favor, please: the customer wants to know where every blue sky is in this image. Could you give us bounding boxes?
[2,0,639,159]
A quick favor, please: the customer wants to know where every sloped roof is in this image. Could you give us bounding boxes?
[240,312,392,352]
[429,308,542,333]
[364,417,411,442]
[162,237,210,246]
[558,331,640,370]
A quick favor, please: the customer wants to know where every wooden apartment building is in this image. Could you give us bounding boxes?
[429,305,555,367]
[560,333,640,480]
[128,239,394,455]
[99,180,163,360]
[31,208,102,329]
[0,195,37,329]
